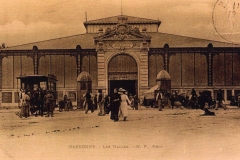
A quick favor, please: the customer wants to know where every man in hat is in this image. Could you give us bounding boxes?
[110,88,121,121]
[83,89,94,114]
[44,90,54,117]
[97,89,105,116]
[21,90,31,118]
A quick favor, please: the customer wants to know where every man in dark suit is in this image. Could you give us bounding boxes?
[44,90,54,117]
[84,90,94,114]
[156,91,163,111]
[110,88,121,122]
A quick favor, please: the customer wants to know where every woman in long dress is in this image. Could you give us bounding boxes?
[119,88,131,121]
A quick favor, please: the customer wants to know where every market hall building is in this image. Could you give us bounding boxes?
[1,15,240,108]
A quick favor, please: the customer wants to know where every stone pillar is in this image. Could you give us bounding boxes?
[139,51,149,99]
[97,50,106,88]
[224,89,227,104]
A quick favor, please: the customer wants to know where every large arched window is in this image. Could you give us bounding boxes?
[108,54,137,74]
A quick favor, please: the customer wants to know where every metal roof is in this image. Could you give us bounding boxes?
[16,75,57,82]
[3,32,238,51]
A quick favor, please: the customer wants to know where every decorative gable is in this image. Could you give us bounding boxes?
[94,16,151,52]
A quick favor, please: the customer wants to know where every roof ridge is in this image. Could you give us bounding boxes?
[84,15,160,23]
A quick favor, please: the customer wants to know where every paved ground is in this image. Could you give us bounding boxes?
[1,106,240,160]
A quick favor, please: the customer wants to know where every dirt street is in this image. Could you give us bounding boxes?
[1,106,240,160]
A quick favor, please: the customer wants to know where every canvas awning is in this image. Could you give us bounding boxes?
[143,85,159,99]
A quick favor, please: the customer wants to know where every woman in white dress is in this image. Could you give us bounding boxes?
[119,88,131,121]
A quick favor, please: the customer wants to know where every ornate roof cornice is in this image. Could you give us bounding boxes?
[84,15,161,27]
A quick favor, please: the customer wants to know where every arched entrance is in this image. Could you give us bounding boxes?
[108,54,138,96]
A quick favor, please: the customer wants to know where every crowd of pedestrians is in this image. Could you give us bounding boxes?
[82,88,140,122]
[17,86,231,120]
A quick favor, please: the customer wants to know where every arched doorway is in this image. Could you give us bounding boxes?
[108,54,138,96]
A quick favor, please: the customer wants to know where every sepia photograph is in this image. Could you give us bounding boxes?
[1,0,240,159]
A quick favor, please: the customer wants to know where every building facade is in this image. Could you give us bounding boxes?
[1,15,240,108]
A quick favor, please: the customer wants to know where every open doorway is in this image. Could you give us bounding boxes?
[109,80,137,96]
[108,54,138,96]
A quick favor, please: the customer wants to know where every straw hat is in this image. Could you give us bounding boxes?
[118,88,127,92]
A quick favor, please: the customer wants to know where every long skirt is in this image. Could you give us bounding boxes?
[110,102,120,120]
[22,105,30,118]
[120,101,128,117]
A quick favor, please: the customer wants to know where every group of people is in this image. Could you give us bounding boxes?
[59,95,73,112]
[148,88,228,111]
[187,88,227,110]
[177,88,227,110]
[18,88,55,118]
[17,86,228,120]
[83,88,139,122]
[83,89,111,115]
[110,88,131,121]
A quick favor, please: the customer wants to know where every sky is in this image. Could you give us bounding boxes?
[1,0,240,47]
